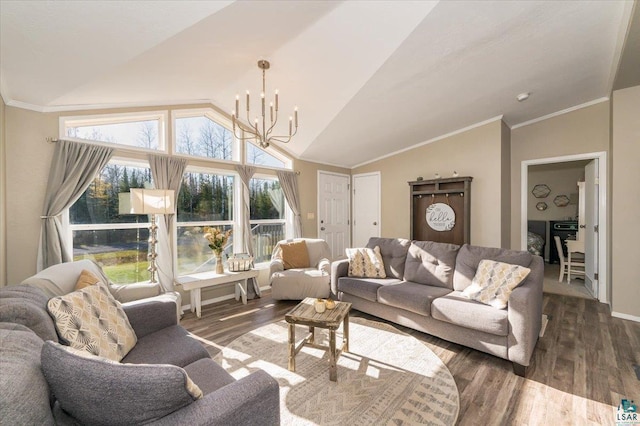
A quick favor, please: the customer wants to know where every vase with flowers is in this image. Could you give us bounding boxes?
[203,227,232,274]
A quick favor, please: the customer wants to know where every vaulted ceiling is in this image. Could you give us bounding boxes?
[1,1,637,168]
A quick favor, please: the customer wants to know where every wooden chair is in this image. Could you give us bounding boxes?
[554,236,585,283]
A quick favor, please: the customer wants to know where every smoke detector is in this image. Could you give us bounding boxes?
[516,92,530,102]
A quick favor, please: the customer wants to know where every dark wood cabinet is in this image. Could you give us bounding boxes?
[409,176,472,245]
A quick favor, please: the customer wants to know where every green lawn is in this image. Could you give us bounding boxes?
[74,250,148,284]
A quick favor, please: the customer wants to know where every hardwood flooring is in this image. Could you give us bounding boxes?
[181,291,640,426]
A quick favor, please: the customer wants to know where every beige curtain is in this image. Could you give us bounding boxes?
[148,154,188,294]
[37,140,113,271]
[235,164,261,298]
[276,170,303,238]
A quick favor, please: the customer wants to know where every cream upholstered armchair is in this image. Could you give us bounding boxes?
[269,238,332,300]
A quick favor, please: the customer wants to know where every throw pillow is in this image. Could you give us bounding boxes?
[346,246,386,278]
[47,281,137,361]
[74,269,101,290]
[41,341,202,425]
[462,259,531,309]
[280,240,310,269]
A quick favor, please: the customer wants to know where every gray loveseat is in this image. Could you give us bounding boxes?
[0,261,280,425]
[331,238,543,376]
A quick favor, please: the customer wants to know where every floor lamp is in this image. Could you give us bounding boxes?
[123,189,175,284]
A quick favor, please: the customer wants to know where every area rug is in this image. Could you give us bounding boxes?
[213,317,459,425]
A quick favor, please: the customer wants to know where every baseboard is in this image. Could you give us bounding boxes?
[539,314,549,337]
[612,311,640,323]
[182,285,271,311]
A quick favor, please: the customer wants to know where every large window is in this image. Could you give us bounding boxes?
[62,112,166,151]
[174,110,235,161]
[70,162,153,283]
[250,177,286,263]
[64,108,295,284]
[246,141,291,169]
[176,171,235,274]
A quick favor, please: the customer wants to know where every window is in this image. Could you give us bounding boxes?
[176,171,235,274]
[246,141,291,169]
[250,177,286,263]
[61,112,166,151]
[174,110,235,161]
[70,162,153,283]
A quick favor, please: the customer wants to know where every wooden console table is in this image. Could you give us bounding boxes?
[176,269,259,318]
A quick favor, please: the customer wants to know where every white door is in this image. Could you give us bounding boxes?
[584,160,598,296]
[318,172,350,259]
[353,172,381,247]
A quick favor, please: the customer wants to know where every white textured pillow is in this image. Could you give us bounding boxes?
[462,259,531,309]
[346,246,386,278]
[47,281,137,361]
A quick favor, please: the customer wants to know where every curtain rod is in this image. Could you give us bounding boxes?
[46,137,302,176]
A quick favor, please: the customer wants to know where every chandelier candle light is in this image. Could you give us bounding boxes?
[232,60,298,149]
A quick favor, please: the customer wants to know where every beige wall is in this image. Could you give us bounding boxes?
[501,121,511,248]
[527,163,585,221]
[510,101,611,251]
[611,85,640,319]
[352,119,508,248]
[0,96,6,286]
[3,104,347,290]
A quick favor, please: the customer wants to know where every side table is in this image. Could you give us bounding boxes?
[284,297,352,382]
[175,269,259,318]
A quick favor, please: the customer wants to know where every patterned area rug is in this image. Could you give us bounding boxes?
[214,317,459,425]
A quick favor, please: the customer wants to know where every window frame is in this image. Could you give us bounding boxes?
[59,111,168,154]
[171,108,240,164]
[174,165,239,276]
[66,157,154,283]
[249,173,291,265]
[245,140,293,170]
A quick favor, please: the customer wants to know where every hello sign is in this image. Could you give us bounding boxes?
[426,203,456,231]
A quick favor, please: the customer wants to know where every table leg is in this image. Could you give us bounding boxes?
[567,252,572,283]
[288,323,296,372]
[190,290,196,313]
[195,288,202,319]
[329,329,337,382]
[308,326,315,344]
[343,312,349,353]
[241,279,248,304]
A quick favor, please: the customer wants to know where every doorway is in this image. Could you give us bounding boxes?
[317,171,350,259]
[352,172,381,247]
[521,152,608,303]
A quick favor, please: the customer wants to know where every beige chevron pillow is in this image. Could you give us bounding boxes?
[462,259,530,309]
[47,281,137,361]
[347,246,386,278]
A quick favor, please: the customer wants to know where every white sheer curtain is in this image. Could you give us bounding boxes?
[235,164,261,298]
[148,154,188,294]
[37,140,113,271]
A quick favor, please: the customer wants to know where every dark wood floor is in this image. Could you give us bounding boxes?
[182,291,640,426]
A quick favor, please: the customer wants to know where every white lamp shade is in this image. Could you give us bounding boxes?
[129,189,175,214]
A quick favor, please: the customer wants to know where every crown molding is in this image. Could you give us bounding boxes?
[511,97,610,130]
[5,98,216,113]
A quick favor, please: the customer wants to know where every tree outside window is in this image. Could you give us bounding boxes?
[70,162,153,284]
[176,171,234,274]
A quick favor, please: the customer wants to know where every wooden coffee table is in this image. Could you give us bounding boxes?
[284,297,352,382]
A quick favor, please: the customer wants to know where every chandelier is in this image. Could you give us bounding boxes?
[232,60,298,149]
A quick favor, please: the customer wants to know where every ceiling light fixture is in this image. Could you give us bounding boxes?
[231,60,298,149]
[516,92,530,102]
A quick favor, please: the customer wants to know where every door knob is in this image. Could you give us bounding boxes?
[320,227,326,231]
[373,222,378,226]
[579,225,586,228]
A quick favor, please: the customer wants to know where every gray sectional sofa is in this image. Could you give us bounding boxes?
[331,237,543,376]
[0,261,280,425]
